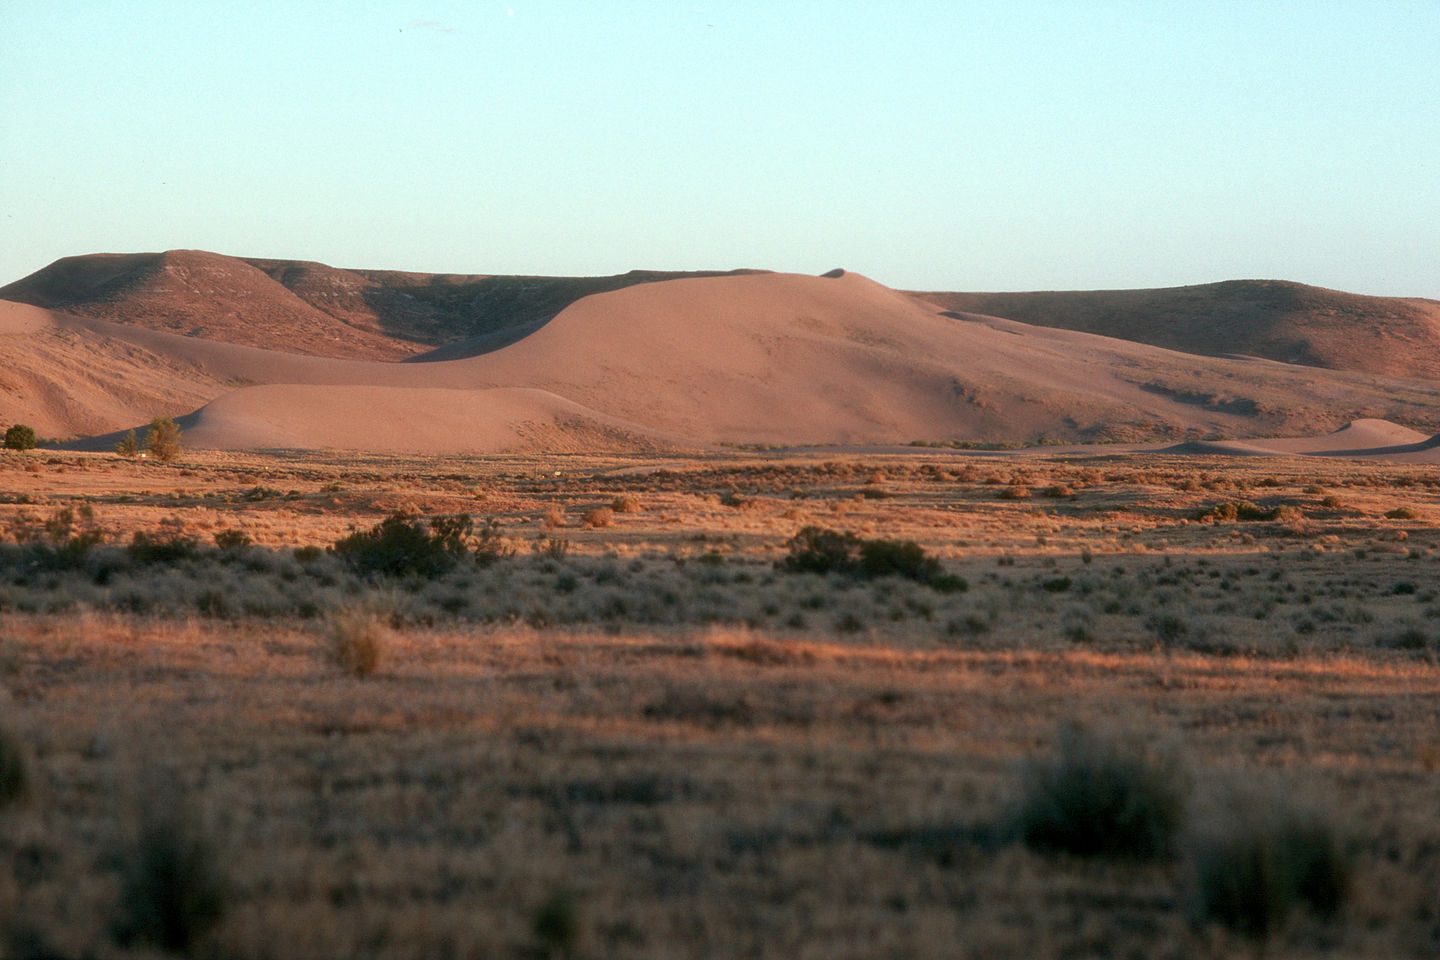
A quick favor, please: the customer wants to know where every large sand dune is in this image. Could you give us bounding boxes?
[12,267,1440,456]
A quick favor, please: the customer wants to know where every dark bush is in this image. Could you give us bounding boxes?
[332,512,472,578]
[1191,795,1352,944]
[112,796,227,953]
[0,727,29,808]
[4,424,37,451]
[780,526,966,591]
[1015,724,1186,861]
[127,531,201,566]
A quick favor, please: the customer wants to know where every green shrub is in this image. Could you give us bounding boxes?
[112,795,227,953]
[1014,724,1186,861]
[114,429,140,458]
[143,417,182,462]
[332,512,471,578]
[3,424,37,451]
[1191,794,1352,944]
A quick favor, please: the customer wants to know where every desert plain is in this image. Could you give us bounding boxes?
[2,253,1440,958]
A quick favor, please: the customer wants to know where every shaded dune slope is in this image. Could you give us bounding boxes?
[917,280,1440,379]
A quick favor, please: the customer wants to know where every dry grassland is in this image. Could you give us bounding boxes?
[2,448,1440,958]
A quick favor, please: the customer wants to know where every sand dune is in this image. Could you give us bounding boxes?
[12,266,1440,456]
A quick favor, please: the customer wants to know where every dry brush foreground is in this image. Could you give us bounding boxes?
[1,448,1440,957]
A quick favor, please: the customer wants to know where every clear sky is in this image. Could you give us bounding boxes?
[2,1,1437,296]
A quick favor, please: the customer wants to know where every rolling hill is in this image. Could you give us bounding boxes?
[916,280,1440,379]
[0,250,762,361]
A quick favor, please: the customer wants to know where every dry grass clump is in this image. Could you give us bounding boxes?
[581,507,614,529]
[112,793,227,954]
[1190,791,1353,946]
[610,495,641,513]
[1014,724,1186,861]
[327,609,387,677]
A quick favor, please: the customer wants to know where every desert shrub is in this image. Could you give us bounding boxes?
[327,609,387,677]
[0,727,29,808]
[611,495,641,513]
[240,486,282,502]
[114,429,140,458]
[582,507,614,529]
[1042,484,1074,498]
[143,417,183,462]
[127,531,201,566]
[1146,613,1188,647]
[1191,795,1352,944]
[1014,724,1186,861]
[332,512,471,578]
[3,424,37,451]
[997,485,1031,500]
[780,526,966,591]
[293,545,324,563]
[213,529,252,550]
[1385,506,1419,520]
[112,795,227,953]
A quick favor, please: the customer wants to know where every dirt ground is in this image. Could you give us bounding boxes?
[2,447,1439,958]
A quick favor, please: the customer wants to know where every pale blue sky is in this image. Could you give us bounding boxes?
[2,1,1437,296]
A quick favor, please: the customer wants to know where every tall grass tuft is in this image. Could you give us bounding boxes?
[327,609,387,678]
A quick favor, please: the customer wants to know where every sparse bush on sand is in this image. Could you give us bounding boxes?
[143,417,183,462]
[611,494,641,513]
[114,429,140,458]
[1014,723,1186,861]
[1190,791,1352,946]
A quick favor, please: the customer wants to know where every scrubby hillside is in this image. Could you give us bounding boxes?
[917,280,1440,379]
[0,250,761,360]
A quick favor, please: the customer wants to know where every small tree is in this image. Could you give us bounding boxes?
[3,424,37,451]
[115,429,140,458]
[144,418,182,462]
